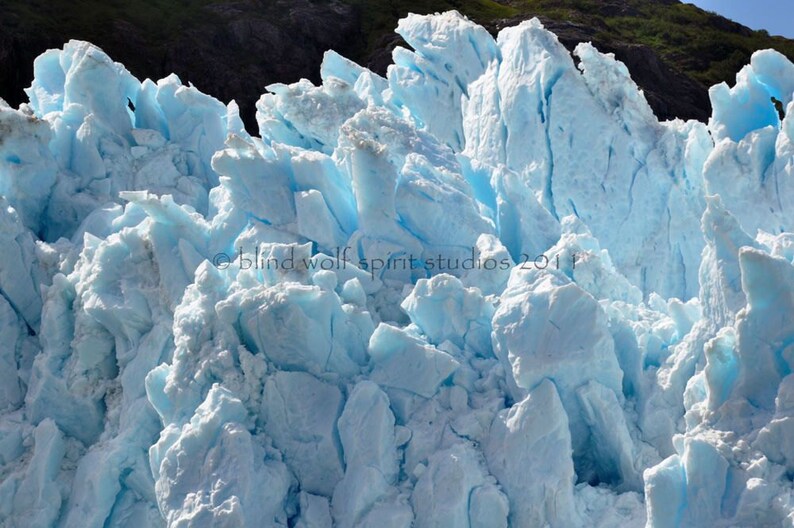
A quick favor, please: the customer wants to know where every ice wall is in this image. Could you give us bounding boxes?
[1,10,794,528]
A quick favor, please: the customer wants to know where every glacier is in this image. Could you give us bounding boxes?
[1,9,794,527]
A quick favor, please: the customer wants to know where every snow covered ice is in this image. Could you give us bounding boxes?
[1,9,794,527]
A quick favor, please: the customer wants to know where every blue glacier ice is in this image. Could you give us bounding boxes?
[1,10,794,527]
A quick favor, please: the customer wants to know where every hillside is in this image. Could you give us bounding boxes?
[1,0,793,130]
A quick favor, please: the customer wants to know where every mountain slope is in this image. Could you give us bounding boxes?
[1,0,792,129]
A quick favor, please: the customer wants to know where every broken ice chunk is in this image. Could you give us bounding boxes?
[369,323,460,398]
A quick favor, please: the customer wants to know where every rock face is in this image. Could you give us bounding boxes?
[0,0,365,132]
[0,0,792,129]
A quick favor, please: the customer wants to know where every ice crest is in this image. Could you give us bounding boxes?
[1,10,794,528]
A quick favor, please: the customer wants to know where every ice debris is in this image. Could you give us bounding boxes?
[1,9,794,528]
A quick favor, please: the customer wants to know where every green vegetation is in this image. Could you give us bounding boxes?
[593,1,794,88]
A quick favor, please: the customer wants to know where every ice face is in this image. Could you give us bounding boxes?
[1,9,794,528]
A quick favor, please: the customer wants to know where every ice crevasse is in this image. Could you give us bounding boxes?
[1,9,794,527]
